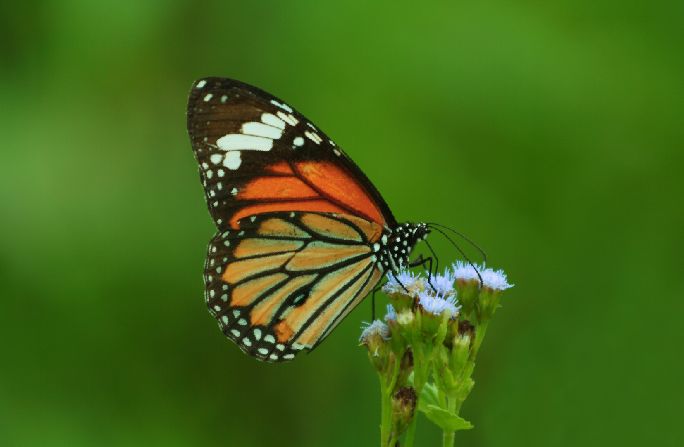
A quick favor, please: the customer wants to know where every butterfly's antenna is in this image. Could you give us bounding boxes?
[428,225,484,287]
[426,222,487,263]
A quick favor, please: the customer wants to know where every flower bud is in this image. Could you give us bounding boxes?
[452,261,513,320]
[416,291,459,338]
[359,320,391,372]
[383,271,424,312]
[455,278,479,315]
[396,348,414,388]
[394,308,419,343]
[392,386,417,436]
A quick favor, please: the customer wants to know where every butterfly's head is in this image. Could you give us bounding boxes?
[404,222,431,247]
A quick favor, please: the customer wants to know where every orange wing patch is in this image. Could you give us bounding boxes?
[250,273,317,326]
[231,273,288,307]
[294,161,385,226]
[300,213,363,242]
[226,161,387,230]
[222,252,293,284]
[233,238,304,259]
[258,217,311,238]
[335,214,384,243]
[264,162,294,175]
[285,242,370,271]
[238,177,319,201]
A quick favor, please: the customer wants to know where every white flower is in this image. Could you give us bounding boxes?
[417,291,460,317]
[451,261,513,291]
[480,268,513,291]
[452,260,482,282]
[429,271,457,296]
[384,304,397,322]
[382,270,422,295]
[359,320,390,343]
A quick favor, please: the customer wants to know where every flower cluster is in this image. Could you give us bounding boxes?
[360,262,513,447]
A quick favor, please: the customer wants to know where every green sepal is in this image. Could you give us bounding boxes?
[420,404,473,432]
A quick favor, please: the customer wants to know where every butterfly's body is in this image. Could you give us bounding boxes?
[187,78,429,361]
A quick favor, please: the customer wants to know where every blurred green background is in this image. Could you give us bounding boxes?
[1,1,682,446]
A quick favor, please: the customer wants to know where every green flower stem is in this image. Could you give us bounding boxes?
[404,415,418,447]
[379,382,392,446]
[440,319,491,446]
[379,357,401,447]
[442,396,458,447]
[471,319,489,360]
[404,344,429,447]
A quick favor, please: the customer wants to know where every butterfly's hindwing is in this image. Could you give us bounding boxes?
[204,212,385,362]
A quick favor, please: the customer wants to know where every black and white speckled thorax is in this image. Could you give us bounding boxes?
[375,222,429,272]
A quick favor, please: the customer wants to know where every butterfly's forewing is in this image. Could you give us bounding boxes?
[205,212,384,361]
[187,77,397,231]
[187,78,394,361]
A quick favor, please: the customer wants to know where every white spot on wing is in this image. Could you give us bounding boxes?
[304,130,323,145]
[242,122,283,139]
[196,80,207,88]
[270,99,293,113]
[223,151,242,170]
[261,113,286,129]
[276,111,299,126]
[217,134,273,152]
[203,93,213,102]
[210,153,223,165]
[293,136,304,147]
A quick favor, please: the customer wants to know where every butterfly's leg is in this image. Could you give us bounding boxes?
[424,239,441,291]
[390,270,410,294]
[409,255,437,292]
[425,240,439,276]
[424,257,436,291]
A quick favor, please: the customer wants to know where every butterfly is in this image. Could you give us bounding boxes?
[187,77,430,362]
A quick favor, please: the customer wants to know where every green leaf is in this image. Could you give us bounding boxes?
[420,405,473,432]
